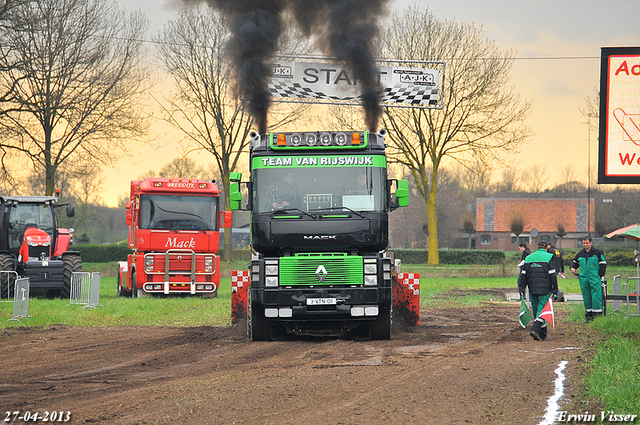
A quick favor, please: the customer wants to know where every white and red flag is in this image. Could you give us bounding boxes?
[539,297,555,328]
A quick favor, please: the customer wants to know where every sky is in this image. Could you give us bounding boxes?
[104,0,640,206]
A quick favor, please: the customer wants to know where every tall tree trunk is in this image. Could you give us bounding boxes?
[221,171,233,262]
[427,167,439,265]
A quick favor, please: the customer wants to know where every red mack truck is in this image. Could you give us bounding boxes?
[117,177,231,297]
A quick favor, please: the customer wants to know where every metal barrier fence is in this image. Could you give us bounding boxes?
[0,270,18,303]
[68,272,102,309]
[8,278,31,323]
[87,272,102,309]
[607,275,639,318]
[69,272,91,306]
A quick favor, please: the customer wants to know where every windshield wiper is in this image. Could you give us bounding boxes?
[272,208,318,219]
[316,206,366,219]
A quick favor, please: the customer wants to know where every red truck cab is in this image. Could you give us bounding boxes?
[118,177,231,297]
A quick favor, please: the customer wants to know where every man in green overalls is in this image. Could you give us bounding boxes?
[518,241,559,341]
[570,236,607,323]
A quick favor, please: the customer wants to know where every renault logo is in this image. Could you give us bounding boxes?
[315,265,327,282]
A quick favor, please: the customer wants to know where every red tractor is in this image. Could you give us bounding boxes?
[0,194,81,299]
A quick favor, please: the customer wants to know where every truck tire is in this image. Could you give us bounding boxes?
[248,291,272,341]
[117,272,130,297]
[370,301,392,340]
[0,253,15,300]
[130,270,137,298]
[62,253,82,299]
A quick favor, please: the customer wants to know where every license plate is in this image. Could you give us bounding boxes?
[306,298,337,306]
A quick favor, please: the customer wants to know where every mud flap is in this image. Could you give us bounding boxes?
[392,273,420,326]
[231,270,249,324]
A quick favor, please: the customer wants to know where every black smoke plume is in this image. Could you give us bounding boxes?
[180,0,390,133]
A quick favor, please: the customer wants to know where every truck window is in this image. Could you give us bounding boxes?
[253,165,387,213]
[138,195,219,231]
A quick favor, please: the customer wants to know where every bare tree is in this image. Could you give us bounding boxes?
[462,210,475,249]
[523,164,548,193]
[154,6,310,261]
[0,0,150,196]
[158,157,213,180]
[494,168,521,193]
[380,6,532,264]
[508,209,528,246]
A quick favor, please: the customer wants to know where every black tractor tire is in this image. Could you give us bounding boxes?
[0,253,15,300]
[62,253,82,299]
[370,301,392,340]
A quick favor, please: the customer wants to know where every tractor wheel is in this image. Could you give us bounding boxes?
[0,253,15,300]
[62,254,82,299]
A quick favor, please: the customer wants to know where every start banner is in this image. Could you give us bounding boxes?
[267,60,443,109]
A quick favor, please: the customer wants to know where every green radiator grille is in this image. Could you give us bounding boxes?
[279,253,363,286]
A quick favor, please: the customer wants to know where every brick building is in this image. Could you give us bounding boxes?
[475,197,594,251]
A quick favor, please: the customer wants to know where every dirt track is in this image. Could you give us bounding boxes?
[0,303,589,425]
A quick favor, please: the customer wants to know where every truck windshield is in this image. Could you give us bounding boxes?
[138,195,218,231]
[8,202,55,250]
[253,165,387,213]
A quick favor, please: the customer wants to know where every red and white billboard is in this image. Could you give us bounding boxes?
[599,47,640,183]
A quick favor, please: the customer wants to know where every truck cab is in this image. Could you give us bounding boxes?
[119,177,231,297]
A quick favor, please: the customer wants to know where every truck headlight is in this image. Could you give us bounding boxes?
[265,265,278,275]
[145,256,154,273]
[204,256,213,272]
[364,275,377,286]
[265,276,279,287]
[364,264,377,274]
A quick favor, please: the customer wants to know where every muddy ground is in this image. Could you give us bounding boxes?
[0,301,593,425]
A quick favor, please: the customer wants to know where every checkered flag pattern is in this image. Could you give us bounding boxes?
[382,84,439,106]
[268,81,358,101]
[268,81,439,107]
[231,270,249,293]
[397,273,420,296]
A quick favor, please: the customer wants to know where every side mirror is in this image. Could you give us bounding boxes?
[395,179,409,207]
[229,182,242,210]
[125,202,133,226]
[66,204,75,218]
[219,211,233,228]
[388,179,409,211]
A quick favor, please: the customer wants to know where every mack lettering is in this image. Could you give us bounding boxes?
[165,237,197,249]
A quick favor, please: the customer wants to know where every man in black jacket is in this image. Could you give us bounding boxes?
[517,243,531,270]
[518,241,559,341]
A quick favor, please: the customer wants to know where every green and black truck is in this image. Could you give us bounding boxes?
[230,129,408,341]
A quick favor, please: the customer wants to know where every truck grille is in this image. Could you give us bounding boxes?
[279,253,363,286]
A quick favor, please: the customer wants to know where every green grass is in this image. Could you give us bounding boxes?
[0,262,243,328]
[562,298,640,415]
[0,276,234,328]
